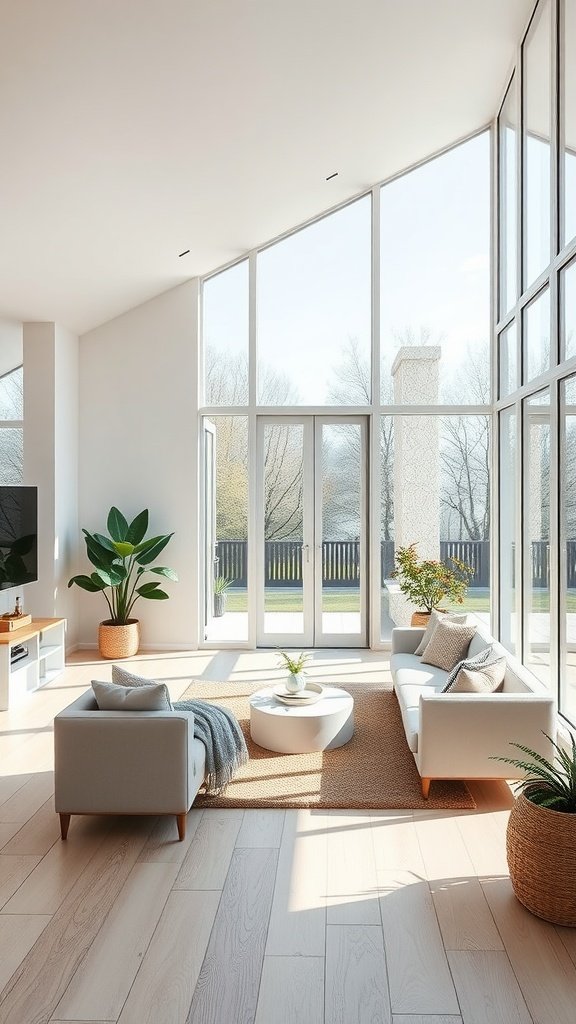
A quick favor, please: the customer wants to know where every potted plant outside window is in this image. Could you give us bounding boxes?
[213,576,233,617]
[68,507,178,659]
[494,734,576,926]
[393,543,475,626]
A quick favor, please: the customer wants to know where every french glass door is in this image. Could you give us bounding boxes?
[256,415,367,648]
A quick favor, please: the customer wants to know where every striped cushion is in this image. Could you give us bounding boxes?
[447,658,507,693]
[442,643,501,692]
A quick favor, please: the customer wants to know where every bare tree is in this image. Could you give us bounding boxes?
[441,345,490,541]
[206,347,304,541]
[0,367,24,485]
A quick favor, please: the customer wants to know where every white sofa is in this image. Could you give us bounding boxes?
[54,689,207,840]
[391,624,556,798]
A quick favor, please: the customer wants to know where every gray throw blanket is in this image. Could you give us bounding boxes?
[173,698,248,796]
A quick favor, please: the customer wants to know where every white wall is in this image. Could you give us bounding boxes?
[22,323,80,647]
[78,280,199,648]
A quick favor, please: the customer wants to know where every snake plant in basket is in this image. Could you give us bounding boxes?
[494,734,576,926]
[68,507,178,659]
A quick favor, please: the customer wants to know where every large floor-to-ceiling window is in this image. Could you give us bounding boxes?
[496,0,576,726]
[200,132,491,649]
[0,366,23,485]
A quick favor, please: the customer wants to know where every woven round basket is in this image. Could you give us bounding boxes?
[506,792,576,926]
[98,619,140,660]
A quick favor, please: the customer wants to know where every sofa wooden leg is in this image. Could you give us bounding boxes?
[421,778,431,800]
[59,813,71,840]
[176,813,186,841]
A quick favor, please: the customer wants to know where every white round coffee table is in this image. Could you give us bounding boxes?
[249,686,354,754]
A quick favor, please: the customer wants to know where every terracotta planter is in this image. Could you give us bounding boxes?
[410,608,449,627]
[506,792,576,926]
[98,619,140,659]
[411,610,432,627]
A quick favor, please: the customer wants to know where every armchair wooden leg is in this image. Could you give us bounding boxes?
[59,813,71,840]
[421,778,431,800]
[176,813,186,841]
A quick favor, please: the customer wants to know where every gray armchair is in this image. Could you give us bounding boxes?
[54,690,206,840]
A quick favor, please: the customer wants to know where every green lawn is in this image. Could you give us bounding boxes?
[227,589,360,613]
[225,588,576,614]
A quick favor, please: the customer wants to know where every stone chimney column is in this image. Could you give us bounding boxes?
[388,346,441,624]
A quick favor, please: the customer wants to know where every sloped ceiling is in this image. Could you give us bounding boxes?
[0,0,533,334]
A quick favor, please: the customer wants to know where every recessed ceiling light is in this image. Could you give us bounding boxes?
[178,249,190,258]
[325,172,338,181]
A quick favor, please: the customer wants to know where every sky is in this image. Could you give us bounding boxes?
[203,131,492,407]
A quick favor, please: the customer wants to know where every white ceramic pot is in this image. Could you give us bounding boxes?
[285,672,306,693]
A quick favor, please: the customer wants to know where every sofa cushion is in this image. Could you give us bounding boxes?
[447,658,507,693]
[111,665,173,709]
[414,609,468,656]
[392,655,448,754]
[92,679,173,711]
[442,643,502,692]
[419,620,477,672]
[466,629,493,659]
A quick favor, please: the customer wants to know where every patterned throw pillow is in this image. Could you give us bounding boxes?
[414,609,468,656]
[447,658,507,693]
[111,664,173,709]
[92,679,173,711]
[441,643,501,692]
[419,620,477,672]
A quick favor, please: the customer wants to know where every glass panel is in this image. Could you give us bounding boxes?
[0,367,23,420]
[499,75,518,316]
[203,261,249,405]
[320,423,362,636]
[262,423,304,635]
[562,257,576,362]
[563,0,576,246]
[499,408,518,654]
[561,376,576,723]
[380,132,490,404]
[524,0,552,285]
[381,414,490,641]
[524,288,550,383]
[204,416,248,643]
[0,428,24,484]
[524,390,551,686]
[499,322,518,398]
[257,197,371,405]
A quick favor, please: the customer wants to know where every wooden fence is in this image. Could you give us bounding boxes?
[216,539,573,589]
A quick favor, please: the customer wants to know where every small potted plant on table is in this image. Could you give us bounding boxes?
[278,650,310,693]
[393,543,474,626]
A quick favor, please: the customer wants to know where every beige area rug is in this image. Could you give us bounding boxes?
[180,680,475,810]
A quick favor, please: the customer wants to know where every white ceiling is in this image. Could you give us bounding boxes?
[0,0,532,335]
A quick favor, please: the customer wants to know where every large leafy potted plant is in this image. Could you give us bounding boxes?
[495,735,576,926]
[68,507,178,659]
[393,543,474,626]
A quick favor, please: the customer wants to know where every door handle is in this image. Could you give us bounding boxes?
[302,544,311,564]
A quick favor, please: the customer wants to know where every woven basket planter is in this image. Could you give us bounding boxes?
[98,619,140,660]
[506,792,576,926]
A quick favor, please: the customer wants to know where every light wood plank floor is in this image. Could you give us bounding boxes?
[0,648,574,1024]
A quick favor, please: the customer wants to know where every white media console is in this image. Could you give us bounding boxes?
[0,618,66,711]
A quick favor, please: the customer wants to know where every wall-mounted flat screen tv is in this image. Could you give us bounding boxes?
[0,486,38,590]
